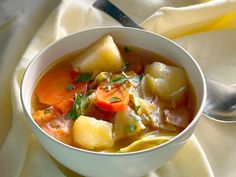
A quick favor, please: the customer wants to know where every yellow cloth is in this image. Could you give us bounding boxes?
[0,0,236,176]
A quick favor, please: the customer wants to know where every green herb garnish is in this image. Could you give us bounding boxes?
[66,94,82,119]
[84,97,90,110]
[44,108,51,115]
[111,77,128,84]
[109,97,122,103]
[139,74,144,81]
[129,75,143,85]
[110,74,143,86]
[85,89,95,96]
[134,105,140,114]
[76,74,91,83]
[83,90,95,110]
[124,46,132,53]
[125,124,137,133]
[121,62,130,71]
[66,84,76,91]
[103,85,111,92]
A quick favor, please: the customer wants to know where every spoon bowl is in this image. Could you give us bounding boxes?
[204,79,236,122]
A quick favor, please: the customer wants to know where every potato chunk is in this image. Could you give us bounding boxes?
[145,62,188,100]
[73,35,124,73]
[73,116,114,150]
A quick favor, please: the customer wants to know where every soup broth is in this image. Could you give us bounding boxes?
[31,35,196,153]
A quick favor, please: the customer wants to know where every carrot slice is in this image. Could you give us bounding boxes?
[35,67,88,105]
[95,84,129,112]
[41,115,73,145]
[54,98,74,114]
[33,106,60,126]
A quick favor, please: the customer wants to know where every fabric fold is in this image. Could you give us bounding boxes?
[153,135,214,177]
[141,0,236,39]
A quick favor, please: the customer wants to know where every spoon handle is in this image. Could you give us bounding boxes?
[93,0,143,29]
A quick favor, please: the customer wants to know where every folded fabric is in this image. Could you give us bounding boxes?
[0,0,236,177]
[142,0,236,39]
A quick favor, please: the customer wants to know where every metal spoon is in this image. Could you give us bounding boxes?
[204,80,236,122]
[93,0,236,122]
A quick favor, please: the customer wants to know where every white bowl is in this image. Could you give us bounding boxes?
[21,27,206,177]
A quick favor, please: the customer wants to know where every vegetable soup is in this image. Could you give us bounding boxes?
[31,35,196,153]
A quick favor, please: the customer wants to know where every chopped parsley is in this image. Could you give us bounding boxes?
[84,90,95,109]
[85,89,95,96]
[84,97,90,110]
[66,94,82,119]
[129,75,143,85]
[124,46,132,53]
[139,74,144,81]
[76,74,91,83]
[125,124,137,133]
[66,90,95,119]
[109,97,122,103]
[134,105,140,114]
[103,85,111,92]
[121,62,130,71]
[110,74,143,86]
[44,108,51,115]
[111,77,128,84]
[66,84,76,91]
